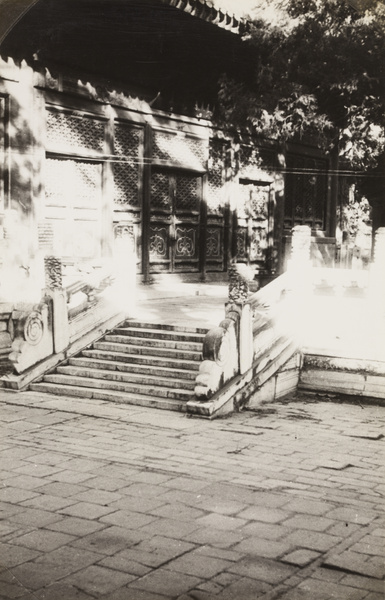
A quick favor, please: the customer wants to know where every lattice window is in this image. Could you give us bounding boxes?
[175,175,200,212]
[114,124,141,159]
[45,159,99,206]
[113,124,141,207]
[114,163,139,206]
[46,110,105,153]
[243,185,269,220]
[151,172,171,210]
[153,131,207,169]
[239,145,275,180]
[285,154,327,230]
[251,188,268,219]
[207,140,225,215]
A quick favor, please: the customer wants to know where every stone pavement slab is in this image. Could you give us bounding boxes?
[0,388,384,599]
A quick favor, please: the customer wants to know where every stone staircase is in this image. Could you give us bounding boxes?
[30,320,207,411]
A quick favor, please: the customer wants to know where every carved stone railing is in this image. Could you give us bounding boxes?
[9,299,54,374]
[194,263,252,400]
[191,263,298,416]
[1,256,123,388]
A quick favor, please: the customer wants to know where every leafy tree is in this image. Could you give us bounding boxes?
[217,0,385,173]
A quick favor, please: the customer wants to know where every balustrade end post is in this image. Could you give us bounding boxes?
[44,256,69,353]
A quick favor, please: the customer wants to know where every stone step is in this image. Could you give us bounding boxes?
[57,365,195,390]
[69,356,198,380]
[114,326,206,343]
[29,382,187,411]
[93,341,202,362]
[104,334,202,352]
[82,349,200,371]
[123,320,208,335]
[42,373,194,401]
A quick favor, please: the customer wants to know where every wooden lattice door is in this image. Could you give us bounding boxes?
[149,169,202,273]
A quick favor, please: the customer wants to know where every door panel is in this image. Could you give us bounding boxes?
[174,173,200,271]
[149,169,201,273]
[149,171,172,271]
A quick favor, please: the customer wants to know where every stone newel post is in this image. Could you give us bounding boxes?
[227,263,253,375]
[44,256,69,353]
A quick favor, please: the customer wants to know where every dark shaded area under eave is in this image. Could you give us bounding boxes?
[0,0,249,112]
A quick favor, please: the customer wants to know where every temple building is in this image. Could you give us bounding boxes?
[0,0,337,303]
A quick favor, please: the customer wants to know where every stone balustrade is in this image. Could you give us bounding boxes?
[191,263,298,417]
[1,256,123,388]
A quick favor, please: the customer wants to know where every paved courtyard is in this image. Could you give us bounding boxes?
[0,389,384,600]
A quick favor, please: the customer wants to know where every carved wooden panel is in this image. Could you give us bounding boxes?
[149,226,169,261]
[175,227,197,259]
[236,228,248,260]
[206,228,222,260]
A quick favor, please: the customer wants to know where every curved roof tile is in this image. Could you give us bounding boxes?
[0,0,246,45]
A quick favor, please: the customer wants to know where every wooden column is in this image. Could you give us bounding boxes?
[200,173,207,282]
[328,143,339,238]
[142,123,152,283]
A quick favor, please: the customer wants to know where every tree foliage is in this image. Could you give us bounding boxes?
[217,0,385,171]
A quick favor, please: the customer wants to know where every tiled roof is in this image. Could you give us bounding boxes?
[160,0,246,33]
[0,0,246,46]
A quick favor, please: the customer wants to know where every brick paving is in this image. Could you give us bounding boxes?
[0,389,384,600]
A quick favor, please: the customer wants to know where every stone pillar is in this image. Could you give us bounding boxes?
[44,256,69,353]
